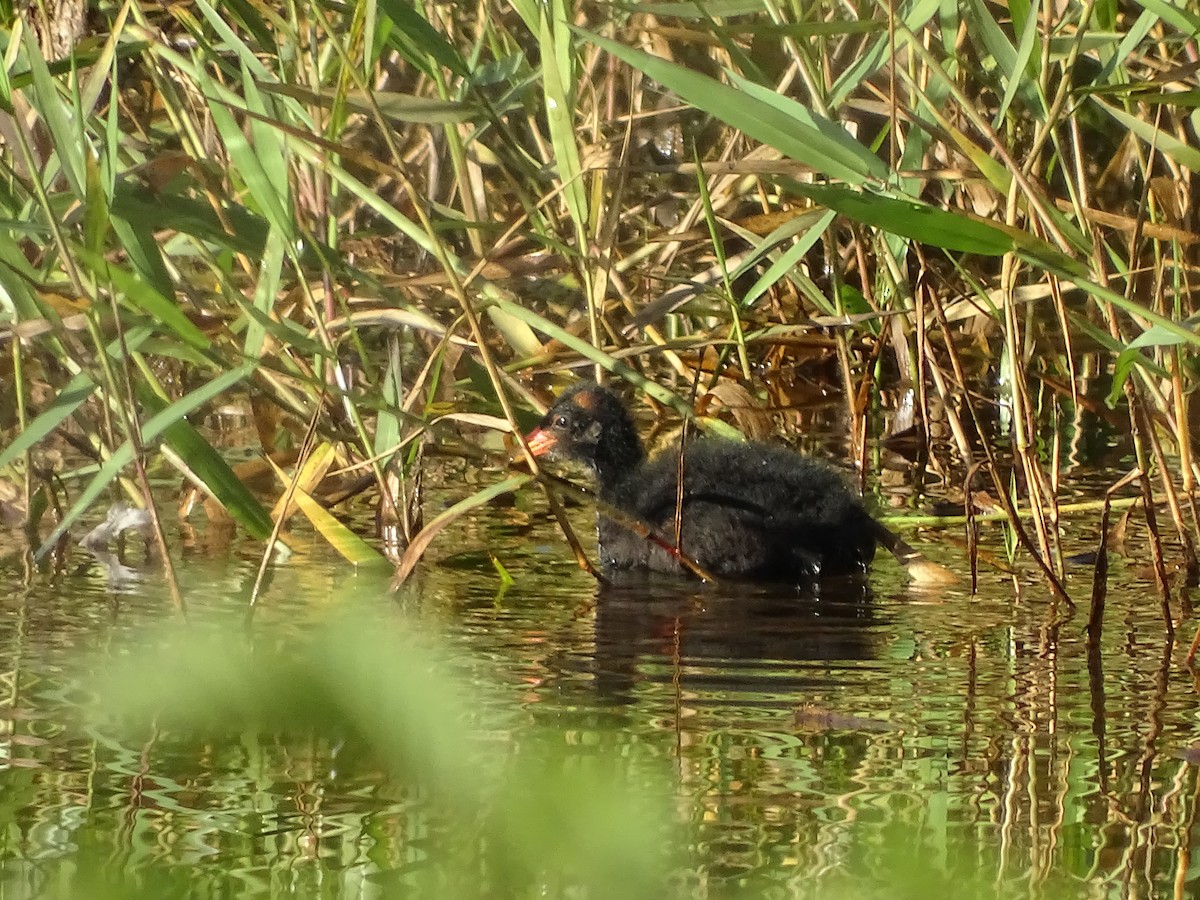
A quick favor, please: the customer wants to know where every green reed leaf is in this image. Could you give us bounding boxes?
[578,29,885,186]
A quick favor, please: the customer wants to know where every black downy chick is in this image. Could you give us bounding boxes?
[526,381,878,581]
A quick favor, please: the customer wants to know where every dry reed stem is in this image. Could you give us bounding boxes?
[928,273,1072,605]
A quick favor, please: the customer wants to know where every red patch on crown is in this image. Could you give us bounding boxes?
[570,389,597,411]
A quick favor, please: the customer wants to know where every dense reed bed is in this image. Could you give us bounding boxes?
[1,0,1198,622]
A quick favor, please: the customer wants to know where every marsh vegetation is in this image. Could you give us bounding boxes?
[1,0,1200,895]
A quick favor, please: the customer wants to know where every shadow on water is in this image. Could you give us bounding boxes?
[590,574,882,706]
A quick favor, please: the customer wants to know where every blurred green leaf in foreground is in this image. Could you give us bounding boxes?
[82,617,674,900]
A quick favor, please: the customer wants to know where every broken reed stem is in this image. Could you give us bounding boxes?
[250,399,325,609]
[1174,352,1196,494]
[883,494,1148,528]
[835,333,860,490]
[674,374,704,558]
[1123,107,1177,633]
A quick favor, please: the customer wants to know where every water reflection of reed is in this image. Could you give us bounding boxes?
[581,570,1200,897]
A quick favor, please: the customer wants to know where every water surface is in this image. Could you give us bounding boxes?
[0,471,1196,899]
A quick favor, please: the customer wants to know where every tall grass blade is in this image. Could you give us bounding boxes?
[578,29,885,186]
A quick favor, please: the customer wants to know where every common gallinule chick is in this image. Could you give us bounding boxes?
[526,381,878,581]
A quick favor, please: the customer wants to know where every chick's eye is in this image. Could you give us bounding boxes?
[554,415,569,428]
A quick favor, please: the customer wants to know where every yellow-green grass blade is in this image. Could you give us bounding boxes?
[783,180,1049,256]
[577,29,885,187]
[109,183,269,258]
[741,209,837,309]
[726,71,890,185]
[0,374,97,473]
[20,27,85,199]
[267,456,388,568]
[244,226,287,360]
[261,82,482,124]
[992,0,1043,125]
[829,0,940,107]
[541,0,589,241]
[375,0,471,79]
[71,246,213,353]
[1091,97,1200,172]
